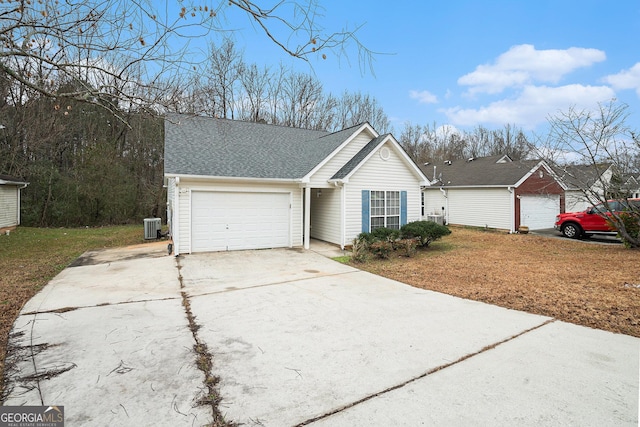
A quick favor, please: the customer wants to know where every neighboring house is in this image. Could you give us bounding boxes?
[0,174,28,232]
[421,155,566,232]
[621,174,640,199]
[164,114,429,254]
[555,164,614,212]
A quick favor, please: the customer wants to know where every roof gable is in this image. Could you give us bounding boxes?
[330,135,387,180]
[553,164,613,190]
[331,134,429,184]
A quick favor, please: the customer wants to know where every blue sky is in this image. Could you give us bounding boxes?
[201,1,640,134]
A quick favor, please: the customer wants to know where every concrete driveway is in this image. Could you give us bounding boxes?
[4,243,639,426]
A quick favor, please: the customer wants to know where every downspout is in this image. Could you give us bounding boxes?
[17,183,27,226]
[304,186,311,250]
[439,187,448,225]
[334,181,346,250]
[508,186,515,233]
[173,177,180,256]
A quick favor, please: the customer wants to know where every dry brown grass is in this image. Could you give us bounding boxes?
[354,227,640,337]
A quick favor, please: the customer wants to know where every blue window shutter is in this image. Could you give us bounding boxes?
[400,191,408,226]
[361,190,370,233]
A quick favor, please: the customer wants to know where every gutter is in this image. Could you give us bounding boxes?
[164,173,300,184]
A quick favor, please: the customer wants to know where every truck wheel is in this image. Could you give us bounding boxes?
[561,223,582,239]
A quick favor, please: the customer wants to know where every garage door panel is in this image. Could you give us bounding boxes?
[520,195,560,230]
[191,191,290,252]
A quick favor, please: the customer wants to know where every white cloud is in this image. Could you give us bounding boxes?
[442,84,616,128]
[603,62,640,96]
[435,124,461,139]
[409,89,438,104]
[458,44,606,95]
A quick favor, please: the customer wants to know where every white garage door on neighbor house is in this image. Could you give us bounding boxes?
[191,191,291,252]
[520,194,560,230]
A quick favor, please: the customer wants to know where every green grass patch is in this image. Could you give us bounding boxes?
[331,255,351,264]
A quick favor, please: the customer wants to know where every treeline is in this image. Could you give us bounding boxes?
[398,122,532,166]
[0,91,164,227]
[0,36,533,227]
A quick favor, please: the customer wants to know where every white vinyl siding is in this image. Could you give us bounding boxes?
[307,132,374,185]
[423,189,447,218]
[565,190,596,212]
[344,142,422,244]
[447,188,512,230]
[175,179,301,254]
[0,185,19,228]
[309,187,341,244]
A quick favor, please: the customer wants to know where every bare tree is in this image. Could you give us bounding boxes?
[335,91,390,133]
[0,0,373,120]
[280,71,324,129]
[238,63,270,122]
[536,101,640,247]
[399,122,431,165]
[206,37,244,119]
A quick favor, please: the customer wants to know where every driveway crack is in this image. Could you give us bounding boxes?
[295,318,557,426]
[175,257,236,427]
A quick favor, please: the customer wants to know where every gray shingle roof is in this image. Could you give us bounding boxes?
[421,155,542,187]
[552,164,612,190]
[164,113,364,179]
[331,135,387,180]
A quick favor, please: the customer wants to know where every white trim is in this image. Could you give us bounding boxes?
[341,183,346,249]
[164,173,300,184]
[187,188,192,254]
[16,186,20,226]
[369,190,401,231]
[301,123,379,183]
[173,179,180,256]
[509,186,515,233]
[304,187,311,249]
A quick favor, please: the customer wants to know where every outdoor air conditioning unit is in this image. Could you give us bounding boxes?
[144,218,161,240]
[427,214,444,225]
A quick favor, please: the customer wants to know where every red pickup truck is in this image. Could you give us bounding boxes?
[554,199,640,239]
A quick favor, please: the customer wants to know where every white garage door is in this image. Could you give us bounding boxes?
[191,191,290,252]
[520,195,560,230]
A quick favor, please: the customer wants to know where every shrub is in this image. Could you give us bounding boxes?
[369,241,393,259]
[356,231,375,245]
[401,220,451,247]
[616,211,640,248]
[351,234,370,263]
[395,238,418,257]
[371,227,401,242]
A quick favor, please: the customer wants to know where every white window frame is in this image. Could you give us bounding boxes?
[370,190,400,231]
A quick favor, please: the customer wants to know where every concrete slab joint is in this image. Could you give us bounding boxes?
[3,244,638,427]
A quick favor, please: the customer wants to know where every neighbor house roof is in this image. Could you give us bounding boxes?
[552,164,613,190]
[421,155,544,187]
[0,174,28,186]
[164,113,365,180]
